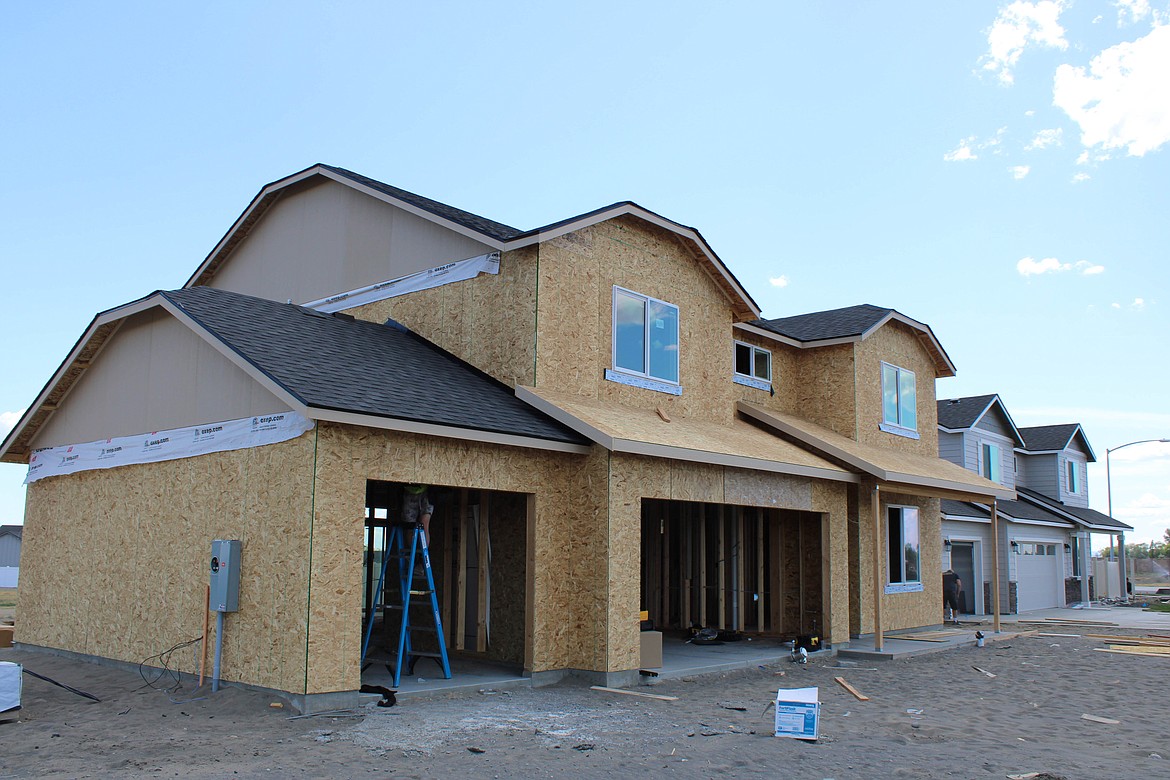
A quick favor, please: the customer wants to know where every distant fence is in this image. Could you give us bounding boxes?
[1132,557,1170,584]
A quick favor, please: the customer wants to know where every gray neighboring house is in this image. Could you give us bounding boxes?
[0,525,21,587]
[937,396,1131,614]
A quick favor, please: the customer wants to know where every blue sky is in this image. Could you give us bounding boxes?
[2,1,1168,545]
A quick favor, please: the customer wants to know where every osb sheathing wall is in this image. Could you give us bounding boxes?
[852,489,942,635]
[605,452,850,671]
[854,322,940,456]
[17,433,317,694]
[308,422,611,688]
[534,217,740,424]
[734,339,858,440]
[343,245,539,390]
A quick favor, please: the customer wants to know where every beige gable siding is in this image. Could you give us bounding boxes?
[32,308,288,450]
[343,245,539,389]
[208,179,496,305]
[533,216,740,424]
[854,322,939,455]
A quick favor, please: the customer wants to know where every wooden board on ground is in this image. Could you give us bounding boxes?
[1081,713,1120,725]
[1093,648,1170,658]
[590,686,679,701]
[1037,632,1080,637]
[834,676,870,701]
[972,666,996,678]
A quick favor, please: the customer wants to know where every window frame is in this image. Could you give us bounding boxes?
[885,505,923,593]
[732,340,772,391]
[981,442,1001,483]
[1066,459,1080,494]
[607,286,681,395]
[879,362,919,439]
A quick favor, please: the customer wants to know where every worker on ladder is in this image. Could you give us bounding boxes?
[403,483,433,544]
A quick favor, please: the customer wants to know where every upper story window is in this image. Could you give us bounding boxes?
[607,287,680,394]
[981,442,1001,483]
[1066,459,1080,494]
[879,362,917,438]
[733,341,772,391]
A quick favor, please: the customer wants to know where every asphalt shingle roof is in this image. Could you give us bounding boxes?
[1019,424,1081,452]
[751,304,894,342]
[937,395,999,430]
[321,165,525,242]
[162,287,586,446]
[0,525,21,539]
[1017,487,1132,531]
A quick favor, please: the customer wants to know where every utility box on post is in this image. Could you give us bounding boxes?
[209,540,241,613]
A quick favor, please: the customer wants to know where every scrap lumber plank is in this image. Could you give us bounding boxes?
[834,676,870,701]
[886,634,949,643]
[1037,632,1081,638]
[972,666,997,678]
[590,686,678,701]
[1081,713,1120,725]
[1093,648,1170,658]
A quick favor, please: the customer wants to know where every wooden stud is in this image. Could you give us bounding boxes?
[991,499,1001,634]
[698,505,708,627]
[718,505,726,630]
[523,492,536,674]
[681,504,692,630]
[769,509,782,634]
[590,685,679,701]
[872,484,884,652]
[736,507,746,631]
[477,492,490,653]
[662,505,671,626]
[441,498,453,649]
[756,508,765,630]
[455,489,468,651]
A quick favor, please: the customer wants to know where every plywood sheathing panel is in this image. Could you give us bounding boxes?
[854,321,940,456]
[534,217,740,424]
[17,433,316,694]
[852,488,942,636]
[813,480,851,645]
[309,422,600,679]
[791,344,857,439]
[344,246,539,390]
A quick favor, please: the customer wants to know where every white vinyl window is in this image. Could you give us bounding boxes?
[609,287,680,393]
[1066,459,1080,494]
[981,443,1001,483]
[887,505,921,592]
[880,362,917,437]
[733,341,772,390]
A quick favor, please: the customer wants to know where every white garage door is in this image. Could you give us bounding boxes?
[1016,542,1062,612]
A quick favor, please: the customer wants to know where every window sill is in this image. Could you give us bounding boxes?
[884,582,924,595]
[879,423,920,440]
[733,374,771,392]
[605,369,682,396]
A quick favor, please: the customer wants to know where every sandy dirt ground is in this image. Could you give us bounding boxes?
[2,629,1168,779]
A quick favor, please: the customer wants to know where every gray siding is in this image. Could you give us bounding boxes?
[938,431,964,467]
[965,431,1017,489]
[32,308,289,449]
[1060,455,1089,508]
[209,179,497,305]
[1018,452,1059,499]
[0,534,20,567]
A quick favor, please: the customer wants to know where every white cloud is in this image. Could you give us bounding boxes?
[944,137,978,161]
[1071,171,1091,182]
[1053,24,1170,156]
[1116,0,1152,25]
[982,0,1069,85]
[1026,127,1063,149]
[1075,150,1090,164]
[1077,261,1105,274]
[1112,297,1146,309]
[1010,164,1032,178]
[769,275,789,288]
[1017,256,1070,275]
[0,411,22,434]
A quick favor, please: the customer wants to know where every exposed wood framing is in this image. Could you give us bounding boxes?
[477,492,489,653]
[441,499,453,648]
[872,483,884,652]
[524,493,536,673]
[718,506,727,630]
[455,489,468,651]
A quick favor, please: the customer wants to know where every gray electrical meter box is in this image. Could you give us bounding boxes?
[209,539,241,613]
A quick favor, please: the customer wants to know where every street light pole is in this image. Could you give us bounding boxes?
[1106,438,1170,602]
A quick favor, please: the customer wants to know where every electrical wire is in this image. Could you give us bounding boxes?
[137,636,206,703]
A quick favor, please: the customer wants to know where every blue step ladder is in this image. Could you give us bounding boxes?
[361,523,452,687]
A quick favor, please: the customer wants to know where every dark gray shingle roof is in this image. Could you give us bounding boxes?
[941,498,1072,526]
[941,499,988,518]
[751,304,894,342]
[0,525,21,539]
[162,287,586,446]
[937,395,999,430]
[1017,487,1132,531]
[1019,424,1082,452]
[321,165,525,242]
